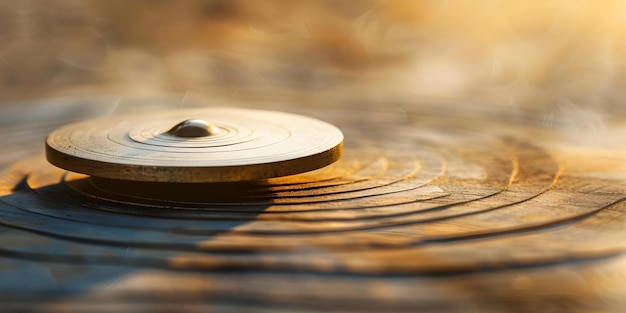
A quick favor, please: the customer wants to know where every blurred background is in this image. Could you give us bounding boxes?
[0,0,625,143]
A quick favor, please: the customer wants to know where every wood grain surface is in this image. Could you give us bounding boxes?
[45,107,343,182]
[0,94,625,312]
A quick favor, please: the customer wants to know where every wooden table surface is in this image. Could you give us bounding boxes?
[0,93,625,312]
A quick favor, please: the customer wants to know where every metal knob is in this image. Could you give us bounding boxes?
[167,119,220,137]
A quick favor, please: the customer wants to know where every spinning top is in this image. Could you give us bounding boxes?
[45,107,344,183]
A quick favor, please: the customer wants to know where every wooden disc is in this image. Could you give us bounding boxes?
[45,107,343,182]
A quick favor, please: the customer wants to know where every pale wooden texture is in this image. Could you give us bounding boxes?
[46,107,343,182]
[0,95,625,312]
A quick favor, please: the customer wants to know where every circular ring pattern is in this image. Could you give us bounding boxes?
[45,107,344,182]
[2,98,625,312]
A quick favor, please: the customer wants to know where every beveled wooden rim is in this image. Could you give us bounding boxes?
[46,140,342,183]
